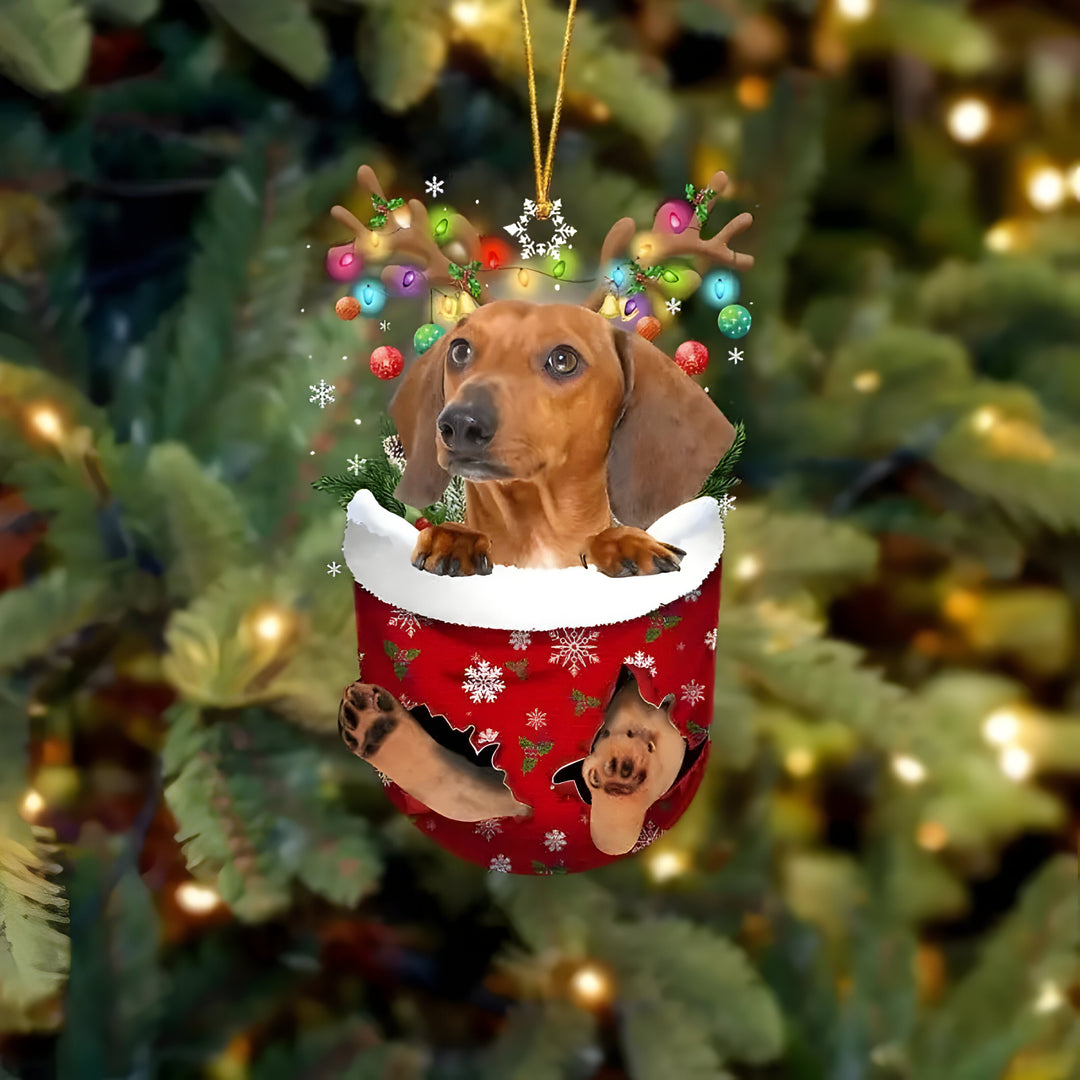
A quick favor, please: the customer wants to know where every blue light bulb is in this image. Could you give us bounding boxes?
[702,269,740,310]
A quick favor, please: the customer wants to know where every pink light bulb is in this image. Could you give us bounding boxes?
[326,243,363,282]
[655,199,694,234]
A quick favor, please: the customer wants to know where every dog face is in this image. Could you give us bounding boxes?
[390,299,736,527]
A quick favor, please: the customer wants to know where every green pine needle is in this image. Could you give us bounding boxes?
[697,419,746,501]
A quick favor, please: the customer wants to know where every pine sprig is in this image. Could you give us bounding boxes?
[698,420,746,501]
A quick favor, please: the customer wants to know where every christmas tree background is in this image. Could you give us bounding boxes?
[2,0,1079,1077]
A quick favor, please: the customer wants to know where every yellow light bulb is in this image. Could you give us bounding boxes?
[984,222,1016,252]
[21,789,45,818]
[982,707,1021,746]
[28,405,63,441]
[449,0,486,28]
[1033,980,1064,1014]
[175,881,222,914]
[254,610,286,642]
[892,754,927,785]
[648,850,689,883]
[569,964,611,1006]
[916,821,948,851]
[1027,166,1066,212]
[836,0,874,20]
[784,747,815,777]
[971,406,1000,433]
[852,370,881,393]
[734,554,762,581]
[946,98,990,144]
[999,745,1033,781]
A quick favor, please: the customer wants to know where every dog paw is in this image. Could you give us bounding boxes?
[338,681,402,759]
[411,522,493,576]
[583,526,685,578]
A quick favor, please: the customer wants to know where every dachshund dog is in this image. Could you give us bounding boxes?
[390,301,736,577]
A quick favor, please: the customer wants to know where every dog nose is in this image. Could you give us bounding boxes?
[437,401,497,451]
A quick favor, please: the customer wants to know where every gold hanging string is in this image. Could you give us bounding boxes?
[520,0,578,220]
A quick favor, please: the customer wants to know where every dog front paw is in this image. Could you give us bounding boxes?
[584,526,685,578]
[411,522,493,576]
[339,681,403,759]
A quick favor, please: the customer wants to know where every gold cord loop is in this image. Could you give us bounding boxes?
[520,0,578,220]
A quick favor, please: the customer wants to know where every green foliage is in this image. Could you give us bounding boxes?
[253,1020,426,1079]
[359,0,448,113]
[0,0,91,93]
[482,1000,597,1080]
[697,420,746,502]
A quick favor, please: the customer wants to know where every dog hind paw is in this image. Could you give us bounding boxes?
[339,681,401,759]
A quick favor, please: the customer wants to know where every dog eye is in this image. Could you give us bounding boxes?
[448,339,472,367]
[545,344,580,377]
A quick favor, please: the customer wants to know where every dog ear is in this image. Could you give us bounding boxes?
[607,327,736,529]
[389,334,451,509]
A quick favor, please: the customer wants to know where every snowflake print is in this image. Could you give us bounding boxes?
[476,819,502,841]
[504,198,577,261]
[309,379,336,408]
[718,492,736,519]
[477,728,499,745]
[544,830,567,853]
[549,628,601,675]
[509,630,532,651]
[685,588,701,602]
[728,347,744,364]
[379,320,390,332]
[623,650,656,671]
[525,709,547,729]
[425,176,445,197]
[388,607,424,638]
[346,454,366,476]
[682,679,706,706]
[489,854,512,873]
[374,768,392,786]
[705,628,717,651]
[462,659,505,703]
[665,298,682,315]
[631,821,666,853]
[326,561,342,576]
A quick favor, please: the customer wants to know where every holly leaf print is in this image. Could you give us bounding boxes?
[383,639,398,659]
[532,861,568,875]
[519,736,553,774]
[505,659,529,680]
[570,689,602,715]
[686,720,709,738]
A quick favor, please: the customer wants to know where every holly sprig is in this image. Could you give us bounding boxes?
[685,182,717,225]
[624,259,671,296]
[448,259,483,301]
[369,192,406,229]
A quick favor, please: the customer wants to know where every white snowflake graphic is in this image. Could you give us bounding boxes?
[388,607,424,638]
[326,561,342,577]
[685,588,702,602]
[476,728,499,745]
[631,821,666,853]
[399,694,417,711]
[676,642,686,651]
[682,680,706,706]
[525,709,547,729]
[346,454,366,476]
[309,379,336,408]
[728,347,744,364]
[548,628,601,675]
[374,769,392,786]
[543,830,567,853]
[705,628,717,651]
[504,198,577,260]
[509,630,532,651]
[623,651,656,671]
[462,659,505,703]
[476,819,502,841]
[718,492,736,519]
[489,854,512,873]
[665,298,682,315]
[379,320,390,332]
[425,176,445,198]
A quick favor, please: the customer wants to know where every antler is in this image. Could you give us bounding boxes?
[584,170,754,311]
[330,165,484,296]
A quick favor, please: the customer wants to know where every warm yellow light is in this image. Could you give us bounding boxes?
[852,370,881,394]
[734,554,762,581]
[1068,164,1080,201]
[836,0,874,20]
[946,98,990,144]
[648,850,690,883]
[441,295,457,317]
[21,790,45,818]
[943,588,980,623]
[892,754,927,785]
[570,964,612,1006]
[1033,980,1064,1014]
[917,821,948,851]
[982,707,1021,747]
[175,881,222,915]
[1027,166,1066,212]
[449,0,486,28]
[784,747,815,777]
[999,745,1033,781]
[28,405,63,441]
[984,222,1016,252]
[254,610,286,642]
[517,268,531,288]
[736,75,771,111]
[971,406,1000,433]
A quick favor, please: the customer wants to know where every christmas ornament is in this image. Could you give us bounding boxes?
[657,199,694,234]
[675,341,709,376]
[718,304,752,338]
[326,243,362,282]
[635,316,662,341]
[351,278,387,317]
[703,268,740,308]
[335,296,361,321]
[370,345,404,380]
[413,323,446,355]
[386,266,426,297]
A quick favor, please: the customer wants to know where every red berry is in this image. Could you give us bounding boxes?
[415,517,432,531]
[370,345,404,380]
[674,340,708,376]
